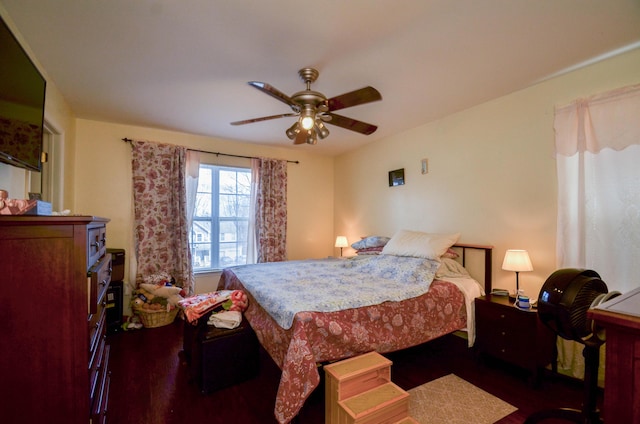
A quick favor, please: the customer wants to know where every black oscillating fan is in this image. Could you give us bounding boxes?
[525,269,620,424]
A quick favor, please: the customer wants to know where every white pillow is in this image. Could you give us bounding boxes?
[381,229,460,260]
[436,258,471,279]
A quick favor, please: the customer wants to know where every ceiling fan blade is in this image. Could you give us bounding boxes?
[327,86,382,112]
[231,113,297,126]
[293,130,307,145]
[248,81,298,110]
[325,113,378,135]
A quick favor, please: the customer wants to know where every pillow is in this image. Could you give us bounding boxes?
[355,246,384,255]
[435,258,471,279]
[442,247,459,259]
[381,229,460,260]
[351,236,390,250]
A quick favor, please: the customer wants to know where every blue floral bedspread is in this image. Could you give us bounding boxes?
[229,255,440,329]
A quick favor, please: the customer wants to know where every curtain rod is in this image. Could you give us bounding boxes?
[121,137,299,164]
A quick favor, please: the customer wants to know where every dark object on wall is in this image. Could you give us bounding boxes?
[525,268,620,424]
[0,15,46,172]
[388,168,405,186]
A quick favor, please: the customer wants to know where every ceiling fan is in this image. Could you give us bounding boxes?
[230,67,382,145]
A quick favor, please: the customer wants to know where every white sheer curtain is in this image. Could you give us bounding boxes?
[246,158,260,264]
[185,150,200,230]
[555,83,640,294]
[554,83,640,382]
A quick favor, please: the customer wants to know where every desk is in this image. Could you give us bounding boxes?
[588,287,640,424]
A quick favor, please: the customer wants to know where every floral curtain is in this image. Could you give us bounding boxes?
[131,140,195,295]
[554,83,640,384]
[252,157,288,263]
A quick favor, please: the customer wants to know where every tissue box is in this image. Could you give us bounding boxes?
[22,200,52,215]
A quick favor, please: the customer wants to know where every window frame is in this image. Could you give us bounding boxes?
[190,163,251,273]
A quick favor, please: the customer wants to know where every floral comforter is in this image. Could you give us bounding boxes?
[219,256,474,423]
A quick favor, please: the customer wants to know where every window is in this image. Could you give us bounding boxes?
[190,164,251,271]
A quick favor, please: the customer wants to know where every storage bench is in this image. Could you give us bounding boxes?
[183,312,259,394]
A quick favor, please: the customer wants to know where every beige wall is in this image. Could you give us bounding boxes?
[73,119,335,293]
[334,48,640,296]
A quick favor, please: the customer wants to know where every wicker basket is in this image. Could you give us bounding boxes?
[134,306,179,328]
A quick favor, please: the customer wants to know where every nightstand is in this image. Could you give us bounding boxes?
[475,294,556,385]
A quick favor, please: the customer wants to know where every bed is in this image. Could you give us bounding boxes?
[217,231,493,424]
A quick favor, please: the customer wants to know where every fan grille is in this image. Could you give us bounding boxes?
[568,278,607,339]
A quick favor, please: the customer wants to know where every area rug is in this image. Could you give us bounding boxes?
[408,374,517,424]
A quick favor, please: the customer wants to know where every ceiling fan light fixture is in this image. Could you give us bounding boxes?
[315,121,330,139]
[231,68,382,146]
[300,105,316,130]
[286,122,300,140]
[301,116,315,130]
[306,131,317,145]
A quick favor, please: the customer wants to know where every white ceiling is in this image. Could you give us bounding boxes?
[2,0,640,156]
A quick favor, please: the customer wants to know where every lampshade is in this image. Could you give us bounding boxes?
[335,236,348,248]
[315,121,330,139]
[502,249,533,272]
[286,122,300,139]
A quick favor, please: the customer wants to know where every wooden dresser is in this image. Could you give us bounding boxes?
[0,216,112,423]
[587,287,640,424]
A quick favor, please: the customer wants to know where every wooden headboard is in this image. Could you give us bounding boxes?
[452,243,493,294]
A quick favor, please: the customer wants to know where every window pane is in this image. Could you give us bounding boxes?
[219,170,237,194]
[197,168,212,191]
[238,194,250,217]
[237,172,251,195]
[195,192,212,217]
[191,220,211,269]
[219,194,237,217]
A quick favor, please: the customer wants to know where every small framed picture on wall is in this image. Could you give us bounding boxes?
[388,168,405,187]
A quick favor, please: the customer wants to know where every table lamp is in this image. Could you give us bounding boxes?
[502,249,533,298]
[335,236,348,257]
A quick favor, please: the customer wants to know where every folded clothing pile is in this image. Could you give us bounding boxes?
[207,310,243,329]
[179,289,248,324]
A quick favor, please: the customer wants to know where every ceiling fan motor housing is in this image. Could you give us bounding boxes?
[537,268,608,342]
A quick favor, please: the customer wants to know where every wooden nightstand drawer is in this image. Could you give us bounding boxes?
[475,294,556,384]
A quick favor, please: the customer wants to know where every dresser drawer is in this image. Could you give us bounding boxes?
[87,225,107,269]
[89,306,107,360]
[88,253,112,315]
[89,332,107,402]
[91,345,111,424]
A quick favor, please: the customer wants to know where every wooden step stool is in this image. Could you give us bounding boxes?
[324,351,417,424]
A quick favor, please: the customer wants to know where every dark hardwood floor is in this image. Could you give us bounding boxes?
[107,320,600,423]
